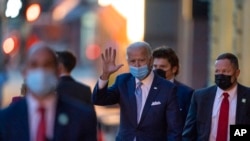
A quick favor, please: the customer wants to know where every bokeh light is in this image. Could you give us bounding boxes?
[26,3,41,22]
[5,0,22,18]
[86,44,101,60]
[52,0,79,21]
[2,37,15,54]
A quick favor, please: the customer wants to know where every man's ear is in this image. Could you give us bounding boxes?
[171,66,178,76]
[235,69,240,78]
[149,57,153,67]
[57,63,64,75]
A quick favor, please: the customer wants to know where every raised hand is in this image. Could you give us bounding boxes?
[100,47,124,80]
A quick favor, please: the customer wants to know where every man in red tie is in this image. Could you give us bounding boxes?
[182,53,250,141]
[0,42,97,141]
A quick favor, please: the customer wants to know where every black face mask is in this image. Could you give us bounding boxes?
[154,69,166,79]
[215,74,234,90]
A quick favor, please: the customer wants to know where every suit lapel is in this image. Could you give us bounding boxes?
[53,97,68,141]
[127,77,137,125]
[236,84,247,124]
[138,75,160,126]
[173,79,180,86]
[11,99,30,141]
[204,86,217,130]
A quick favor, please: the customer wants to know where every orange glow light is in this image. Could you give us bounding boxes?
[26,3,41,22]
[52,0,79,21]
[98,0,145,42]
[86,44,101,60]
[3,37,15,54]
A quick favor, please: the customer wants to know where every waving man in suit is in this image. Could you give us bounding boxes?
[93,41,182,141]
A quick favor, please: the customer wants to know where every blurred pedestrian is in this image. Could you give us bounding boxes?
[56,51,92,105]
[11,83,27,103]
[152,46,194,128]
[0,42,97,141]
[0,54,9,107]
[11,68,29,103]
[182,53,250,141]
[92,41,182,141]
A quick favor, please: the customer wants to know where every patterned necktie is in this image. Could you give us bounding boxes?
[216,92,229,141]
[36,107,46,141]
[135,82,143,123]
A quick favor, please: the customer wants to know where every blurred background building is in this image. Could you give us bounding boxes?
[1,0,250,140]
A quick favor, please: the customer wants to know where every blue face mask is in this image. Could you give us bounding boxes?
[26,69,58,96]
[129,65,149,80]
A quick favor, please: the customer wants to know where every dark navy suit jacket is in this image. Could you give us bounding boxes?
[174,80,194,128]
[92,73,182,141]
[0,95,97,141]
[182,84,250,141]
[57,76,92,105]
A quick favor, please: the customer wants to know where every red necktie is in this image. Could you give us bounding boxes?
[36,107,46,141]
[216,93,229,141]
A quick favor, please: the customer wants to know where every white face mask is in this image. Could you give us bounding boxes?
[26,69,58,97]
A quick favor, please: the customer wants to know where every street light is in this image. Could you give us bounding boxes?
[26,3,41,22]
[2,35,19,55]
[3,37,15,54]
[5,0,23,18]
[86,44,101,60]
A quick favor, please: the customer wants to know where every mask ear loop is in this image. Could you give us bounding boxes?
[231,74,237,85]
[230,68,240,87]
[232,69,240,84]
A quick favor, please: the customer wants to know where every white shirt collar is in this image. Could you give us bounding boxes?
[169,77,175,83]
[135,71,154,88]
[27,93,57,110]
[216,84,238,100]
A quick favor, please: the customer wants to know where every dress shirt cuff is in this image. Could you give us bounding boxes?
[98,78,108,89]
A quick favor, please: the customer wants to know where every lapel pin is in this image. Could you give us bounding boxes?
[153,87,157,90]
[58,113,69,126]
[242,98,246,103]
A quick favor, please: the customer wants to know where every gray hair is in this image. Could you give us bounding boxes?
[27,42,58,65]
[126,41,152,58]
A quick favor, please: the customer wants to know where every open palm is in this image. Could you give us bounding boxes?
[101,48,123,79]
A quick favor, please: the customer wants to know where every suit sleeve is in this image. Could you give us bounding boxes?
[182,91,198,141]
[184,89,194,118]
[81,107,97,141]
[0,111,7,141]
[166,86,182,141]
[85,86,92,105]
[0,112,3,140]
[92,76,120,105]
